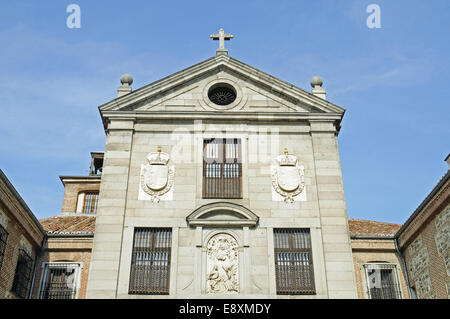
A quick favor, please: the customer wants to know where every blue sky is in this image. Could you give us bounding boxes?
[0,1,448,223]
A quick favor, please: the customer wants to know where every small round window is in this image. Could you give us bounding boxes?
[208,83,237,106]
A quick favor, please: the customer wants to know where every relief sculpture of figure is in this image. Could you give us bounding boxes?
[206,234,238,293]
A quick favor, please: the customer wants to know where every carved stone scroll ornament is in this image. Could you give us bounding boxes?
[140,147,174,203]
[271,149,305,203]
[206,234,239,294]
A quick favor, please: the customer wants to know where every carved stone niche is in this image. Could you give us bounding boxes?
[206,233,239,294]
[186,202,259,295]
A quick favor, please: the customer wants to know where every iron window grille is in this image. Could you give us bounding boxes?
[129,228,172,295]
[274,228,315,295]
[364,263,402,299]
[39,263,81,299]
[203,138,242,199]
[0,224,8,269]
[11,249,33,299]
[82,192,98,215]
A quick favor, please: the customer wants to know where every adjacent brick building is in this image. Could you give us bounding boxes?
[31,216,95,299]
[396,156,450,299]
[349,219,410,299]
[29,153,100,299]
[0,169,46,299]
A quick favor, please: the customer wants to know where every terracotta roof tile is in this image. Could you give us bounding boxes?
[348,218,401,237]
[39,216,96,235]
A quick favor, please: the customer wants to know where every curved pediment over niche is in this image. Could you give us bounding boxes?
[187,202,259,227]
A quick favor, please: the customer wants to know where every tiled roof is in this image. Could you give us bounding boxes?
[39,216,96,235]
[348,218,401,237]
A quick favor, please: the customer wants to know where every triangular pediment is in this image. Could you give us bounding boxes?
[99,55,345,116]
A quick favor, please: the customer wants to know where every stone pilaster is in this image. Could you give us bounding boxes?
[86,119,134,298]
[309,120,357,298]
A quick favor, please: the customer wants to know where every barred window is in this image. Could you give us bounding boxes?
[203,138,242,199]
[78,191,98,215]
[274,229,315,295]
[39,263,81,299]
[11,249,33,298]
[129,228,172,295]
[0,224,8,269]
[364,263,402,299]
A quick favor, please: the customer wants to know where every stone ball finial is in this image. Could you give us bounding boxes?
[310,76,323,88]
[120,74,133,86]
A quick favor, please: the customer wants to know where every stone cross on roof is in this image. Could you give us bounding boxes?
[210,28,234,55]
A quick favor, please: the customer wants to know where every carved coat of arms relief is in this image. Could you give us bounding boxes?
[271,149,305,203]
[140,147,174,203]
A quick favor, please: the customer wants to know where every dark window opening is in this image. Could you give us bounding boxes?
[0,224,8,269]
[11,249,33,299]
[82,192,98,215]
[39,263,80,299]
[208,84,237,106]
[129,228,172,295]
[274,228,315,295]
[89,152,104,176]
[364,264,402,299]
[203,138,242,199]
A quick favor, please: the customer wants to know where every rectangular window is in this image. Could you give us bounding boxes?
[39,263,81,299]
[364,264,402,299]
[203,138,242,199]
[274,229,315,295]
[0,224,8,269]
[82,192,98,215]
[11,249,33,299]
[129,228,172,295]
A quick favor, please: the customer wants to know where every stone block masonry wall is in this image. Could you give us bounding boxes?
[84,116,360,298]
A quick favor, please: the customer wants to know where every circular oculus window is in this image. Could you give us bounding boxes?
[207,83,237,106]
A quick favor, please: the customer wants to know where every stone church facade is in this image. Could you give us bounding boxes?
[5,30,448,300]
[84,32,357,299]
